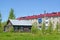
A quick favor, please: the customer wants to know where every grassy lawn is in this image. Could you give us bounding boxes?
[0,32,60,40]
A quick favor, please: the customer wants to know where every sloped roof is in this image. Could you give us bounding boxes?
[9,19,32,26]
[16,12,60,20]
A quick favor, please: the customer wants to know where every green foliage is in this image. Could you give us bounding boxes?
[0,13,2,27]
[31,22,39,34]
[56,22,59,33]
[42,22,45,34]
[55,22,60,33]
[1,21,7,32]
[47,21,53,34]
[0,13,2,32]
[8,8,15,19]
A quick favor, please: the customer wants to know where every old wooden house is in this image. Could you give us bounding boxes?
[4,19,32,32]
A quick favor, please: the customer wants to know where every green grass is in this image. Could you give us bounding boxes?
[0,32,60,40]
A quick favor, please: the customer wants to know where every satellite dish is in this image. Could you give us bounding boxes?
[38,18,42,23]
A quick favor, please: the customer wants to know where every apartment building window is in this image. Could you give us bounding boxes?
[45,26,48,30]
[46,22,48,24]
[53,17,55,19]
[39,26,41,28]
[53,21,54,24]
[46,17,48,20]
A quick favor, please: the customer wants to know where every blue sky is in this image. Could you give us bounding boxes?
[0,0,60,22]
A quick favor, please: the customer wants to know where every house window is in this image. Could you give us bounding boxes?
[20,27,23,32]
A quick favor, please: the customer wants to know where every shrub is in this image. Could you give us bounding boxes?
[31,22,39,34]
[41,22,45,34]
[47,21,53,34]
[54,22,60,34]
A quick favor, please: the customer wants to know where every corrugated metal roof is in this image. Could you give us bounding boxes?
[9,19,32,26]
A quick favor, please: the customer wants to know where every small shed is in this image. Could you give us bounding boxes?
[4,19,32,32]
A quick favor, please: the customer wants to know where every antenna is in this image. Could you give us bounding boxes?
[44,10,46,17]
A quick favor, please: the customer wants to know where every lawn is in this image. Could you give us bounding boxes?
[0,32,60,40]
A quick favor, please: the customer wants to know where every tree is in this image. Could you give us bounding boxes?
[42,22,45,34]
[55,22,59,33]
[0,13,2,27]
[8,8,15,19]
[48,21,53,34]
[56,22,59,32]
[31,22,38,34]
[0,12,2,32]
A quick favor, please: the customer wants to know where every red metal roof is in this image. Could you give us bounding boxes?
[16,12,60,20]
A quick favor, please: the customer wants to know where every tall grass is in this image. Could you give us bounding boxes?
[0,32,59,40]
